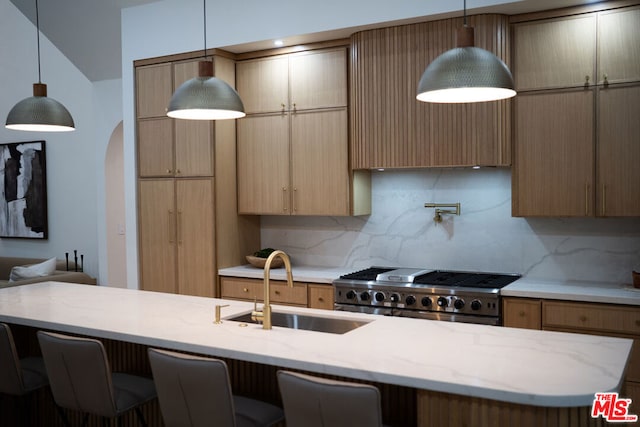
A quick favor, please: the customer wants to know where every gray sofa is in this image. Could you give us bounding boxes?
[0,257,96,289]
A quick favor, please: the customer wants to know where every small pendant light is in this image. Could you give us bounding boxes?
[167,0,245,120]
[6,0,75,132]
[416,0,516,103]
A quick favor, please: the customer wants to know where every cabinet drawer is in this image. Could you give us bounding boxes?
[502,298,541,330]
[543,301,640,335]
[308,285,334,310]
[271,282,307,305]
[220,277,262,301]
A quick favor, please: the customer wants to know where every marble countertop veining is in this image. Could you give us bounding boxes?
[0,282,632,408]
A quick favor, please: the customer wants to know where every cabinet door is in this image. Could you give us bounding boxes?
[308,285,334,310]
[289,48,348,111]
[237,56,289,114]
[173,60,214,177]
[502,298,541,330]
[176,179,215,297]
[597,6,640,86]
[136,63,172,118]
[597,84,640,216]
[291,109,349,215]
[512,90,595,216]
[138,118,174,177]
[513,15,596,91]
[138,180,177,293]
[237,114,290,214]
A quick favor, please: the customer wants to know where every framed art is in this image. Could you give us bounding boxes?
[0,140,48,239]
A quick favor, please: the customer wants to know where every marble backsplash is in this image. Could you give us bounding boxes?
[261,168,640,284]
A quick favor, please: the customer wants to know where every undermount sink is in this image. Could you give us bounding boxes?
[228,311,370,334]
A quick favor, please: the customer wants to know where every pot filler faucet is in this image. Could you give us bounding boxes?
[424,202,461,223]
[251,250,294,330]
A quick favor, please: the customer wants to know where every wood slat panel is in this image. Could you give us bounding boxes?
[350,14,511,169]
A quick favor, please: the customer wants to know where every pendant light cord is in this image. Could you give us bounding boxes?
[35,0,41,83]
[463,0,467,27]
[203,0,207,59]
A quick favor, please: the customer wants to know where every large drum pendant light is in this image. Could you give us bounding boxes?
[167,0,245,120]
[416,0,516,103]
[6,0,75,132]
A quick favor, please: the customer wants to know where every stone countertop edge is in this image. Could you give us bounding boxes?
[218,265,353,284]
[501,277,640,306]
[0,282,631,409]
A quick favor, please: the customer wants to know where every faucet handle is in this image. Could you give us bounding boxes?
[251,298,264,323]
[214,304,230,324]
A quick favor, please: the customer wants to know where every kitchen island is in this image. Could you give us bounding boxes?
[0,282,632,426]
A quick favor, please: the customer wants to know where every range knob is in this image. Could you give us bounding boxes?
[421,297,432,307]
[405,295,417,306]
[437,296,448,307]
[346,290,357,300]
[375,292,385,302]
[454,299,465,310]
[471,300,482,311]
[390,293,400,303]
[360,292,370,301]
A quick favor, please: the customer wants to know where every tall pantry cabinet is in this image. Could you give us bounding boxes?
[135,53,259,297]
[511,4,640,217]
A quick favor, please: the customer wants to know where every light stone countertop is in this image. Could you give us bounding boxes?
[218,264,353,284]
[220,264,640,305]
[0,282,632,408]
[501,277,640,306]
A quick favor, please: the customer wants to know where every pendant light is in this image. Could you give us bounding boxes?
[6,0,75,132]
[416,0,516,103]
[167,0,245,120]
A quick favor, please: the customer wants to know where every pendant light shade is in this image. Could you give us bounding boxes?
[5,0,75,132]
[416,5,516,103]
[166,0,245,120]
[6,83,75,131]
[167,61,245,120]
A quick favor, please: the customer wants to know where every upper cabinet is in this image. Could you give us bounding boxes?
[136,59,214,178]
[236,47,370,216]
[513,15,596,91]
[513,6,640,91]
[350,14,512,169]
[511,4,640,217]
[237,49,347,114]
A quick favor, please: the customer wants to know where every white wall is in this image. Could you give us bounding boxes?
[262,169,640,284]
[0,1,98,277]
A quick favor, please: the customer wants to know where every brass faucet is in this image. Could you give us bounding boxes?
[251,250,293,330]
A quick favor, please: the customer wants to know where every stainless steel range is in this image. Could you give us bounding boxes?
[333,267,521,325]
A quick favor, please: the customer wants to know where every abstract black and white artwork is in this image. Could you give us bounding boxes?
[0,141,48,239]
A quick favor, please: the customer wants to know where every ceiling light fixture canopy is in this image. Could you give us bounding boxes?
[416,0,516,103]
[167,0,245,120]
[6,0,75,132]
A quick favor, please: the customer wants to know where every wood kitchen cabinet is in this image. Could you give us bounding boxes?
[236,47,370,216]
[502,297,541,330]
[138,179,215,297]
[511,4,640,217]
[137,60,214,178]
[350,14,512,169]
[135,52,260,297]
[513,6,640,91]
[220,277,335,310]
[512,90,595,216]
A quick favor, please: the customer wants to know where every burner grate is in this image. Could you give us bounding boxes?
[413,271,520,289]
[339,267,395,281]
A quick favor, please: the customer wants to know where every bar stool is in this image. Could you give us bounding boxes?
[37,331,157,426]
[277,370,384,427]
[0,323,49,424]
[148,348,284,427]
